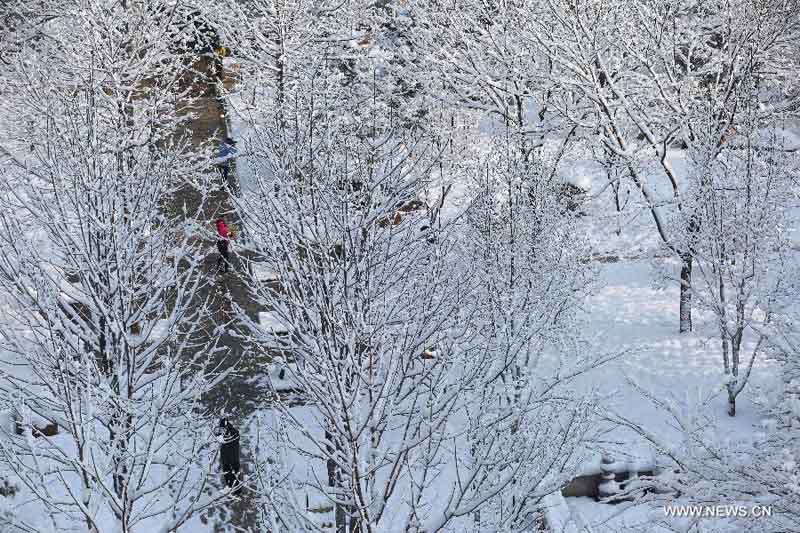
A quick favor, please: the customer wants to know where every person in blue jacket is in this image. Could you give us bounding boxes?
[216,137,237,184]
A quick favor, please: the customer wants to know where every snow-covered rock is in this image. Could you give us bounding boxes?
[560,171,592,192]
[268,362,301,392]
[543,492,581,533]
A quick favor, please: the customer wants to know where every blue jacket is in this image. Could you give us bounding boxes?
[216,141,237,164]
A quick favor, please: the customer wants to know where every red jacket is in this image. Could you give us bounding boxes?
[216,219,230,239]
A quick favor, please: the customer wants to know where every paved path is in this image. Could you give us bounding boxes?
[169,53,265,532]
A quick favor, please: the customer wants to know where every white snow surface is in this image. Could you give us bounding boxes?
[258,311,291,334]
[251,262,280,282]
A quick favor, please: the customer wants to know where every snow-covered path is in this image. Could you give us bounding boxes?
[167,54,266,531]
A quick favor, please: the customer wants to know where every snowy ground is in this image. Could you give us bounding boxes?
[586,256,778,435]
[565,496,666,533]
[553,161,787,529]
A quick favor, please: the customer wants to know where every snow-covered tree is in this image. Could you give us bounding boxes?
[609,129,800,523]
[0,0,61,63]
[419,0,572,163]
[454,127,603,530]
[230,31,603,526]
[531,0,800,332]
[673,113,797,416]
[0,1,232,531]
[219,0,331,115]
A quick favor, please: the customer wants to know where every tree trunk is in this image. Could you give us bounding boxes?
[679,254,693,333]
[326,429,346,532]
[727,390,736,417]
[350,511,362,533]
[335,502,346,533]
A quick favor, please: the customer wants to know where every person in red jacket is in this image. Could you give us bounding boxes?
[216,217,232,272]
